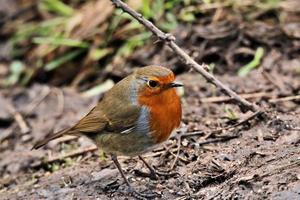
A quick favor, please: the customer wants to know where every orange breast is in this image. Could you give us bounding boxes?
[138,88,181,143]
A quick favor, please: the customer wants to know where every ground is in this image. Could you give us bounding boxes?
[1,70,300,199]
[0,0,300,199]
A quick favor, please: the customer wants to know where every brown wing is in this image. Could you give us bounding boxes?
[32,75,141,149]
[103,104,141,133]
[32,106,107,149]
[71,106,107,133]
[32,102,141,149]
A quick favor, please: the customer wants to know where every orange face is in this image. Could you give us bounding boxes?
[137,72,181,96]
[137,72,182,143]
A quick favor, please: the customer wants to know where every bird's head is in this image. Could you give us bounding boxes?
[134,66,183,98]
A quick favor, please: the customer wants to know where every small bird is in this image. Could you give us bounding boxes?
[33,65,182,198]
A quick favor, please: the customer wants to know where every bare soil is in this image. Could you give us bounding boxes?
[0,1,300,199]
[1,68,300,199]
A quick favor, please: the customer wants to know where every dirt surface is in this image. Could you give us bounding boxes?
[1,0,300,199]
[1,70,300,200]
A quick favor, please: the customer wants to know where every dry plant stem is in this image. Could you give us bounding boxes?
[53,135,78,145]
[201,92,272,103]
[52,88,65,117]
[230,110,263,127]
[24,86,51,115]
[186,110,262,139]
[7,104,30,134]
[269,95,300,103]
[111,0,260,113]
[40,145,97,166]
[144,147,179,158]
[170,134,182,170]
[198,135,238,146]
[167,147,188,163]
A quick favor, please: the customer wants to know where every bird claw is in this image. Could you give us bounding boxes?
[134,169,178,180]
[128,187,160,199]
[153,169,178,178]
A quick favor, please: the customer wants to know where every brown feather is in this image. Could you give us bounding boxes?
[32,107,108,149]
[32,127,71,149]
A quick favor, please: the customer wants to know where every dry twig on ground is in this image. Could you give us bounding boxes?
[6,102,30,134]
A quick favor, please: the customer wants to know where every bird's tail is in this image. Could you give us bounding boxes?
[32,127,72,150]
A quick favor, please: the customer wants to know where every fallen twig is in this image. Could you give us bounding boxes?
[7,104,30,134]
[170,133,182,170]
[52,88,65,117]
[24,86,51,115]
[198,134,239,146]
[201,92,273,103]
[261,71,283,91]
[51,135,78,145]
[144,147,179,158]
[269,95,300,103]
[226,110,263,129]
[173,110,263,140]
[33,145,98,167]
[0,125,16,142]
[111,0,261,113]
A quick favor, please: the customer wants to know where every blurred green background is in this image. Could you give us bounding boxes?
[0,0,299,93]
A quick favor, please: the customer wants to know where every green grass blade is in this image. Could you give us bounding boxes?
[44,49,84,71]
[33,37,89,48]
[41,0,74,16]
[238,47,264,76]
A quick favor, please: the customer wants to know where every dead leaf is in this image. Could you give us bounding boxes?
[71,0,114,39]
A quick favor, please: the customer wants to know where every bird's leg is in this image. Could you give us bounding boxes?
[138,156,158,180]
[137,156,177,180]
[111,154,131,187]
[111,154,158,199]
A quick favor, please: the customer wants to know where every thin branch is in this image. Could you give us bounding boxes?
[170,134,182,170]
[200,92,272,103]
[7,104,30,134]
[198,134,239,146]
[269,95,300,103]
[111,0,261,113]
[32,145,98,167]
[24,86,51,115]
[171,110,263,140]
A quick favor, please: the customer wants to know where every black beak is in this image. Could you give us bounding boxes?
[170,82,184,88]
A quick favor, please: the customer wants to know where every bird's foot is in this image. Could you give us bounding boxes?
[137,156,178,180]
[134,168,178,180]
[128,186,160,199]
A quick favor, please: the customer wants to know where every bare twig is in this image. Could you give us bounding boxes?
[226,110,263,129]
[51,135,78,146]
[34,145,98,167]
[170,134,182,170]
[24,86,51,115]
[7,104,30,134]
[111,0,261,113]
[261,71,283,91]
[0,125,16,142]
[290,127,300,131]
[143,147,179,158]
[269,95,300,103]
[168,148,189,163]
[52,88,65,117]
[201,92,272,103]
[198,134,239,146]
[174,110,263,140]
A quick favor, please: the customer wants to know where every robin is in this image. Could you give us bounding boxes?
[33,65,183,198]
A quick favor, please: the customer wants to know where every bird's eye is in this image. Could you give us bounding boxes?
[147,80,159,88]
